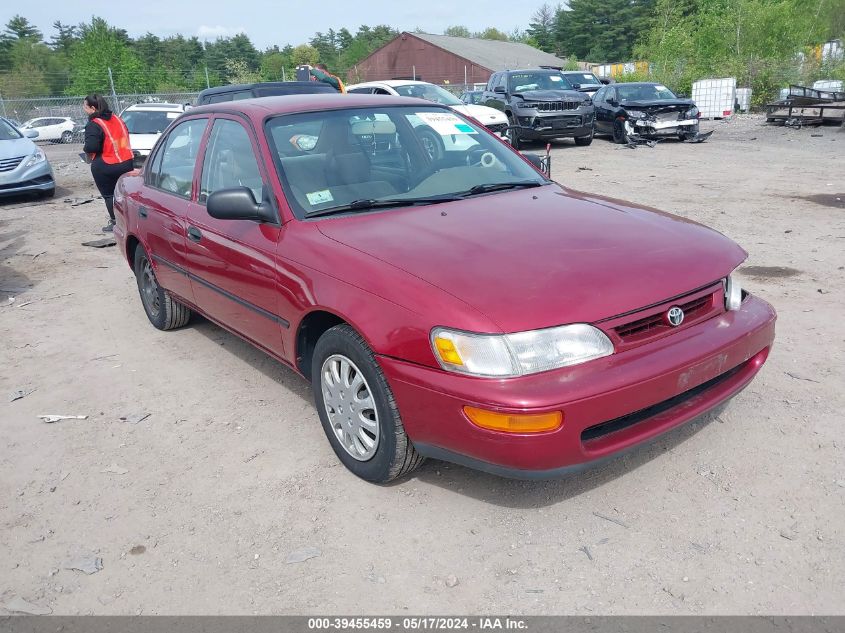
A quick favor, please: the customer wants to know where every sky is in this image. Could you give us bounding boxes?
[3,0,535,49]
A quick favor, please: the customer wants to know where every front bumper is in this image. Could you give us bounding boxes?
[515,110,594,139]
[0,159,54,196]
[380,295,776,477]
[629,118,699,137]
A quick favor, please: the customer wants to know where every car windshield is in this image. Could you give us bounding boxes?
[509,72,573,92]
[0,118,23,140]
[265,105,548,219]
[393,84,462,106]
[567,73,602,86]
[122,110,179,134]
[617,84,678,101]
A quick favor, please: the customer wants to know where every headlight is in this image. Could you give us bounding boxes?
[23,148,46,168]
[625,110,646,119]
[725,275,742,311]
[431,324,614,377]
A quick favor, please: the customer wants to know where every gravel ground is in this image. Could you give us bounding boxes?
[0,116,843,615]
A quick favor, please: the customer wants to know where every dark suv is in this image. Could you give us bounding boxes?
[197,81,337,105]
[482,69,595,148]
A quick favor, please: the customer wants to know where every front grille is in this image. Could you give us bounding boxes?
[0,156,25,172]
[527,101,580,112]
[486,123,507,134]
[581,362,743,444]
[615,294,712,341]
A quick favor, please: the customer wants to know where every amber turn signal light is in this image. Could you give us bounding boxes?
[463,406,563,434]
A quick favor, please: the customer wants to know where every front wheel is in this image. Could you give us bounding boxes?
[574,128,594,146]
[612,119,628,144]
[506,116,522,150]
[312,324,424,483]
[133,247,191,330]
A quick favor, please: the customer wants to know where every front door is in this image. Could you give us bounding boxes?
[184,116,286,357]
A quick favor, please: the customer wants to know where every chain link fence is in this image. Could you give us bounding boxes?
[0,92,201,129]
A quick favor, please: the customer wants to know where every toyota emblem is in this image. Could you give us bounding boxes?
[667,306,685,327]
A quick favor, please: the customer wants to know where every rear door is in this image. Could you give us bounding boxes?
[139,116,210,303]
[184,115,286,356]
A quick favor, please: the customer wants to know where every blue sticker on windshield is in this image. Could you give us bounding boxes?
[455,124,474,133]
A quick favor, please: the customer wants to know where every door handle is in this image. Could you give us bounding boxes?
[187,226,202,242]
[138,205,148,218]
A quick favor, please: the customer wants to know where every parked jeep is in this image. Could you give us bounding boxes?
[482,69,595,148]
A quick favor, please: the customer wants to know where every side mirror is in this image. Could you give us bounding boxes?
[572,83,581,89]
[494,86,506,94]
[24,129,39,139]
[207,187,276,223]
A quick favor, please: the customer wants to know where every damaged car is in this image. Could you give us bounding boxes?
[593,82,701,143]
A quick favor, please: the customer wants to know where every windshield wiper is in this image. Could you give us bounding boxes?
[462,181,546,196]
[305,195,462,218]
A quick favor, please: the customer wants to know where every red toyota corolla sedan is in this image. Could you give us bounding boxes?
[113,94,776,482]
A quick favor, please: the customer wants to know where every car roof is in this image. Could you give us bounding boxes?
[124,102,186,111]
[198,81,330,96]
[348,80,438,89]
[615,82,664,87]
[186,93,440,117]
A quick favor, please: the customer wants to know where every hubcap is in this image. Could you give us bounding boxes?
[320,354,379,461]
[141,258,161,318]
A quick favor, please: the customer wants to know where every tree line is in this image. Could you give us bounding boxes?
[1,1,843,100]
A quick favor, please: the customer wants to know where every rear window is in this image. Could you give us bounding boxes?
[122,110,179,134]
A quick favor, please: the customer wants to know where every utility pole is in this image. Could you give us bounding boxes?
[282,67,286,82]
[107,67,117,104]
[0,91,7,119]
[205,66,210,89]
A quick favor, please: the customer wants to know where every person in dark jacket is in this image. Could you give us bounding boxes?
[82,94,134,232]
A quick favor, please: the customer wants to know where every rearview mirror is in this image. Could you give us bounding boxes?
[24,129,39,139]
[207,187,276,223]
[494,86,506,94]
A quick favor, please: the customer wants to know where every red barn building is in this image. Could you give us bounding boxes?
[347,32,568,88]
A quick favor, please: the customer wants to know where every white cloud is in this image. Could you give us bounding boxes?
[196,25,248,40]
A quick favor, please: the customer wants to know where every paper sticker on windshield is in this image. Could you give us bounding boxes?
[655,85,668,91]
[166,112,180,119]
[415,112,477,135]
[306,189,333,205]
[549,75,563,82]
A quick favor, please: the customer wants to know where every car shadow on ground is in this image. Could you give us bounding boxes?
[0,218,35,298]
[405,402,728,508]
[188,314,314,406]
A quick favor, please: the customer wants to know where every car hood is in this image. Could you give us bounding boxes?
[0,136,36,160]
[128,133,161,152]
[316,184,745,333]
[450,104,508,125]
[621,99,695,110]
[515,89,587,102]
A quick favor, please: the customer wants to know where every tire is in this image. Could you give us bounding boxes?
[133,247,191,330]
[60,130,73,144]
[41,187,55,198]
[612,119,628,144]
[574,128,594,146]
[312,324,424,483]
[417,126,444,161]
[506,116,522,150]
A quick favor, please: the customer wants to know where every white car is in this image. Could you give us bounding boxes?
[19,117,76,143]
[346,80,508,133]
[120,103,189,160]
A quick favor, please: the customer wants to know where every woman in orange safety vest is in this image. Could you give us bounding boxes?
[82,94,134,233]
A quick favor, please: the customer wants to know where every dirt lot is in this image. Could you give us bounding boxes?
[1,117,843,616]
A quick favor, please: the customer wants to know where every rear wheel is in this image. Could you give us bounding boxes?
[133,247,191,330]
[417,126,444,161]
[312,324,424,483]
[60,130,73,144]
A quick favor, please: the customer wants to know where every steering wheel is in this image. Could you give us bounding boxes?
[466,148,497,168]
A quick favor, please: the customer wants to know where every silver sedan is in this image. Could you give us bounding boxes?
[0,117,55,198]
